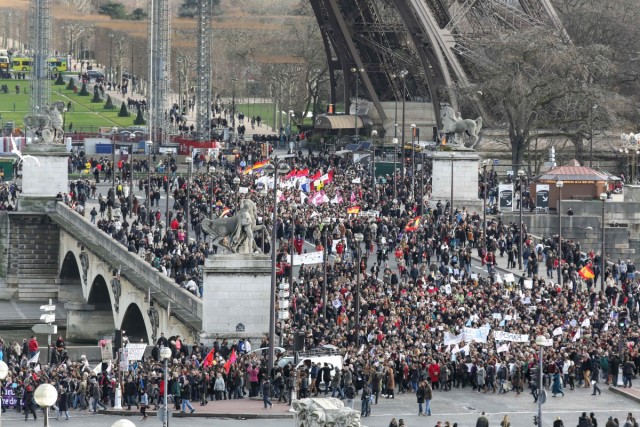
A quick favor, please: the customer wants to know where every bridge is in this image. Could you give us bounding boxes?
[1,202,202,344]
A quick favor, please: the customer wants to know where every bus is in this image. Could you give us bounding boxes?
[0,56,9,77]
[10,56,68,72]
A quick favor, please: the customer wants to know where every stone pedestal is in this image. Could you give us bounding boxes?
[202,253,271,340]
[431,149,481,212]
[20,144,70,211]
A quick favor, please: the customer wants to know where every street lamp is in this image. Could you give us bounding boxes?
[0,360,8,426]
[289,203,297,290]
[600,192,607,291]
[209,167,216,220]
[371,130,378,197]
[450,154,455,222]
[231,77,238,139]
[350,67,364,143]
[185,157,193,243]
[264,161,291,373]
[517,169,526,270]
[146,140,153,224]
[287,110,294,151]
[535,335,552,427]
[392,137,398,199]
[321,217,331,319]
[481,160,490,252]
[111,126,118,196]
[34,383,58,427]
[354,232,364,346]
[177,58,183,113]
[233,176,241,207]
[160,346,172,427]
[399,69,408,181]
[589,104,598,168]
[410,124,416,198]
[108,33,114,83]
[556,180,564,286]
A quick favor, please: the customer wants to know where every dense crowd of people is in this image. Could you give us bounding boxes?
[2,135,639,423]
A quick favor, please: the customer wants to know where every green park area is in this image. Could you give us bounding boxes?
[0,78,141,133]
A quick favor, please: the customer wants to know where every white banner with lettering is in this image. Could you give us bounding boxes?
[286,251,324,266]
[443,332,464,346]
[493,331,529,343]
[462,326,490,344]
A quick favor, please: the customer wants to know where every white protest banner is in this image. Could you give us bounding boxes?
[496,343,510,353]
[572,328,581,342]
[524,280,533,289]
[581,318,591,328]
[444,332,464,346]
[125,343,147,361]
[238,186,249,194]
[463,327,489,344]
[552,327,563,336]
[359,210,380,218]
[504,273,515,283]
[27,352,40,365]
[286,251,324,266]
[493,331,529,343]
[492,313,503,320]
[119,348,129,370]
[100,339,113,362]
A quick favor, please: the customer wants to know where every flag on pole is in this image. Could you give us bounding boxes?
[552,327,563,336]
[202,349,216,368]
[93,363,102,374]
[220,207,232,218]
[224,349,237,374]
[572,328,582,342]
[300,191,308,204]
[347,206,361,214]
[405,216,422,232]
[27,352,40,365]
[578,266,595,279]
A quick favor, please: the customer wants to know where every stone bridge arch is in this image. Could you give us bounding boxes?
[66,274,116,343]
[58,251,84,303]
[120,303,150,344]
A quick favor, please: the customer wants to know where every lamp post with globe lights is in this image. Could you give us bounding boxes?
[556,180,564,287]
[112,419,137,427]
[517,169,526,270]
[354,233,364,346]
[600,192,607,291]
[264,161,291,372]
[322,217,331,319]
[34,383,58,427]
[0,360,8,426]
[160,346,172,427]
[535,335,553,427]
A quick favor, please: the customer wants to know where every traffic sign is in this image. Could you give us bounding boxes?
[40,305,56,312]
[32,324,57,334]
[493,159,499,165]
[40,314,55,323]
[157,407,173,423]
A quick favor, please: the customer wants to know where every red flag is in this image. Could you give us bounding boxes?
[310,170,321,181]
[224,349,237,374]
[285,169,297,179]
[202,349,215,368]
[296,168,309,177]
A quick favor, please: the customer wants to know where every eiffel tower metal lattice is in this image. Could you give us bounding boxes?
[309,0,567,131]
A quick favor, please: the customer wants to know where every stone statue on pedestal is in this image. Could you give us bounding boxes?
[23,101,66,144]
[441,106,483,148]
[201,199,270,254]
[292,398,361,427]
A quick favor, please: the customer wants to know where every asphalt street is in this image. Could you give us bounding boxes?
[2,384,638,426]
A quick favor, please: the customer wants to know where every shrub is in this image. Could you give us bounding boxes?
[78,83,89,96]
[104,95,115,110]
[66,77,76,91]
[54,74,65,85]
[118,101,130,117]
[133,107,146,125]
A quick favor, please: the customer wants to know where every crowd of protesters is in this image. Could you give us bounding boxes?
[1,134,632,421]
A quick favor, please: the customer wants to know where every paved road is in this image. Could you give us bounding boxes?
[2,384,638,426]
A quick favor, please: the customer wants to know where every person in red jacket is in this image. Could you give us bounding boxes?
[28,336,38,359]
[428,361,441,390]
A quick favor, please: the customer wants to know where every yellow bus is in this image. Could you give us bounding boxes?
[10,56,68,72]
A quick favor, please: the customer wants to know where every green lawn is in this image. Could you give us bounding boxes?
[234,103,318,130]
[0,79,140,132]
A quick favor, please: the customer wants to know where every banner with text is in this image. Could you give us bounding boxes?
[499,184,514,211]
[493,331,529,343]
[463,327,490,344]
[2,386,20,408]
[536,184,550,209]
[286,251,324,266]
[443,332,464,346]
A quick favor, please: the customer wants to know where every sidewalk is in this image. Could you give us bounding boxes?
[99,398,294,419]
[608,385,640,404]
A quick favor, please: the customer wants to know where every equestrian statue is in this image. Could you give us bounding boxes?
[440,105,483,149]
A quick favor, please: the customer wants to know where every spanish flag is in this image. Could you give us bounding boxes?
[405,216,422,232]
[578,265,595,279]
[441,136,447,146]
[220,207,231,218]
[347,206,360,214]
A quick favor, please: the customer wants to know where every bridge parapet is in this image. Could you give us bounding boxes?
[50,202,202,332]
